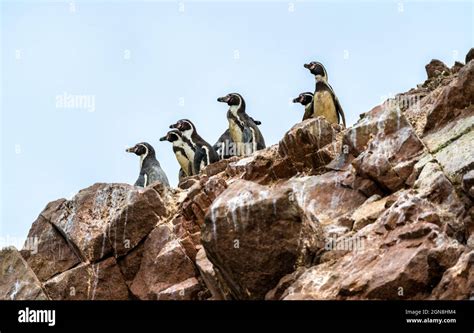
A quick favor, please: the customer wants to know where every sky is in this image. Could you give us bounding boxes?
[1,0,473,247]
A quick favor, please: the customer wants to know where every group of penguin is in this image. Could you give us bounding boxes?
[126,61,346,188]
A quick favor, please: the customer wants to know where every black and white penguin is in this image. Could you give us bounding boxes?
[217,93,266,156]
[169,119,219,174]
[126,142,170,187]
[292,92,314,121]
[159,129,194,177]
[213,117,262,160]
[303,61,346,127]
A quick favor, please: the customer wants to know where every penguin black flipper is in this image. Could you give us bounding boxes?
[302,102,314,121]
[328,83,346,127]
[134,173,146,187]
[242,127,253,145]
[335,96,346,127]
[193,146,206,174]
[147,164,170,187]
[178,168,186,181]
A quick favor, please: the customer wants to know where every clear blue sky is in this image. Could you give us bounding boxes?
[1,0,473,246]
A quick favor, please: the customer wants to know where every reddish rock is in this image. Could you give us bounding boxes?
[0,247,48,300]
[344,105,410,156]
[425,59,450,79]
[352,197,389,231]
[451,61,464,74]
[279,117,341,172]
[130,225,197,300]
[43,256,129,300]
[286,170,369,224]
[195,248,230,300]
[351,106,425,192]
[49,183,134,262]
[202,180,324,299]
[117,242,144,287]
[424,61,474,132]
[432,251,473,299]
[47,183,168,262]
[156,277,203,300]
[20,200,81,282]
[276,221,464,300]
[108,186,168,257]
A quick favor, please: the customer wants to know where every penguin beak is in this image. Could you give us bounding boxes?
[292,97,301,103]
[159,135,167,142]
[304,63,311,69]
[169,123,178,129]
[217,96,229,103]
[126,147,136,153]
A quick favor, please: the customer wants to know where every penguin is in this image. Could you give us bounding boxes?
[126,142,170,187]
[292,92,314,121]
[216,93,266,156]
[303,61,346,127]
[169,119,219,174]
[160,129,194,177]
[213,118,262,160]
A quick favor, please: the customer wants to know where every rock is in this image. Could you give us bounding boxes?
[352,109,425,192]
[117,242,144,287]
[20,200,81,282]
[415,161,466,220]
[0,247,48,300]
[108,185,168,257]
[202,157,237,177]
[424,61,474,132]
[279,117,341,172]
[130,225,197,300]
[344,105,410,156]
[43,256,129,300]
[47,183,168,262]
[226,145,296,183]
[287,170,370,224]
[195,248,229,300]
[202,180,324,300]
[277,221,464,300]
[265,267,306,300]
[463,170,474,197]
[352,197,389,231]
[432,251,473,299]
[422,113,474,153]
[434,129,474,185]
[156,277,203,300]
[425,59,450,79]
[451,61,464,74]
[403,84,445,136]
[466,48,474,64]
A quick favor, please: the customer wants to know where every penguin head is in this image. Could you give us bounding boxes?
[304,61,328,81]
[292,92,314,106]
[126,142,155,157]
[217,93,244,107]
[160,129,183,143]
[169,119,196,138]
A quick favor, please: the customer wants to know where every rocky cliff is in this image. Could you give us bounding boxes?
[1,53,473,300]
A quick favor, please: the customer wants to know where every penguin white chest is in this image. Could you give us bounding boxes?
[313,91,338,124]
